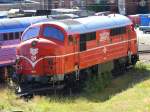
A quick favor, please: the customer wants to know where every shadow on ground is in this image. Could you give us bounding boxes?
[43,63,150,103]
[83,65,150,102]
[1,63,150,104]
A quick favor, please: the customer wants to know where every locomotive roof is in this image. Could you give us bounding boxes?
[37,14,132,34]
[0,16,51,34]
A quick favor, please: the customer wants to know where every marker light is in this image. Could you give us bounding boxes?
[31,41,37,47]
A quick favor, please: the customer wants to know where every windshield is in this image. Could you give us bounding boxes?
[22,27,40,41]
[43,26,64,41]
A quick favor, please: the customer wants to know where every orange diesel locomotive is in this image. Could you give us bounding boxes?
[15,14,138,91]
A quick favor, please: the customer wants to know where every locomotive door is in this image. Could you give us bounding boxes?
[73,34,79,71]
[65,34,79,73]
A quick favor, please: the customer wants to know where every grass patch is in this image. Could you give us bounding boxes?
[83,71,112,95]
[0,63,150,112]
[134,61,150,71]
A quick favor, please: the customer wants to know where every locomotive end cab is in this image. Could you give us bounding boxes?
[16,24,65,84]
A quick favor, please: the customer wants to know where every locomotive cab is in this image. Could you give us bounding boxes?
[16,24,66,83]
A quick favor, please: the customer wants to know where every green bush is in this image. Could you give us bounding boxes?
[84,71,112,94]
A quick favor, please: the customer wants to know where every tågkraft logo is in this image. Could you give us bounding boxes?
[30,48,38,62]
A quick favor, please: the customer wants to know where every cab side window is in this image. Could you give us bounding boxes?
[80,32,96,51]
[86,32,96,41]
[110,27,126,36]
